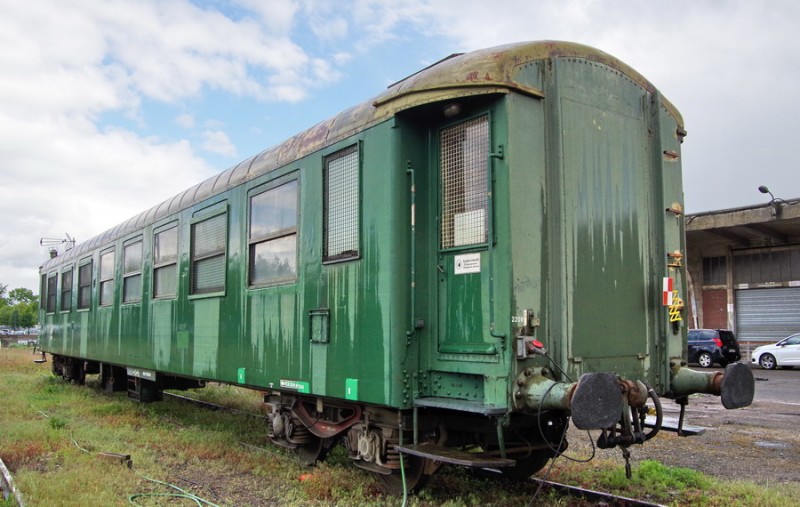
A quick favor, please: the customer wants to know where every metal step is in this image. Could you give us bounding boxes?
[645,416,706,435]
[394,442,516,468]
[413,397,506,415]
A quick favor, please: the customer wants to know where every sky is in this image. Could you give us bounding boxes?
[1,0,798,293]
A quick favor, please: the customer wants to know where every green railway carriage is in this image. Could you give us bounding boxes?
[39,41,753,491]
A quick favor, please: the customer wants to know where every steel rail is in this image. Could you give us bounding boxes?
[529,478,667,507]
[162,391,267,420]
[0,456,25,507]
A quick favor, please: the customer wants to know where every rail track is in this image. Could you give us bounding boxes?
[164,391,668,506]
[1,456,26,507]
[529,478,667,507]
[162,391,267,420]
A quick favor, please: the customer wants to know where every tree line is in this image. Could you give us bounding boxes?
[0,283,38,329]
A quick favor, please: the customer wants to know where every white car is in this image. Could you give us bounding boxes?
[751,333,800,370]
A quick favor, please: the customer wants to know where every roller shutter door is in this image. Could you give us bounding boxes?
[735,287,800,342]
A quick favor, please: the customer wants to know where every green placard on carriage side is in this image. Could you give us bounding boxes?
[237,367,246,384]
[345,378,358,400]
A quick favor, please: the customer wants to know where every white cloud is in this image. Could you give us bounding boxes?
[332,52,353,66]
[0,108,214,289]
[234,0,299,35]
[0,0,346,291]
[175,114,195,129]
[202,130,238,157]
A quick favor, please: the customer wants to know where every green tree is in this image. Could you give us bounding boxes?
[0,284,39,328]
[0,305,11,326]
[8,287,36,305]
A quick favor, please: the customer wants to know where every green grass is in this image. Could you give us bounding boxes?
[1,347,798,506]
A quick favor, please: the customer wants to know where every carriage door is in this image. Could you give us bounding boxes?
[436,114,496,355]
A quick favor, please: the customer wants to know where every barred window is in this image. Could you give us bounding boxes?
[122,240,142,303]
[78,260,92,309]
[60,268,73,312]
[99,249,115,306]
[703,256,727,286]
[153,225,178,298]
[191,212,227,295]
[440,115,489,248]
[46,273,57,313]
[249,180,298,285]
[324,145,359,262]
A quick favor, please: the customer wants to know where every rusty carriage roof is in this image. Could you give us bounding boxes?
[41,40,682,270]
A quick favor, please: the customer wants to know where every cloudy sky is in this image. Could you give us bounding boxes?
[1,0,798,293]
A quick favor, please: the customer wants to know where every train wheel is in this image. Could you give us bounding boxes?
[293,435,330,466]
[62,357,85,384]
[376,455,429,495]
[497,450,553,480]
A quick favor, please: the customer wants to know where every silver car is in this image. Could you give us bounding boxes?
[751,333,800,369]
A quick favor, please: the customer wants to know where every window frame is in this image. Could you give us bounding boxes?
[152,222,179,300]
[60,267,73,312]
[99,248,116,307]
[77,258,93,310]
[45,272,57,314]
[247,174,300,288]
[122,237,143,304]
[323,143,361,264]
[190,203,228,297]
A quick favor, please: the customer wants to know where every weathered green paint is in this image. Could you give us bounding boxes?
[39,41,692,417]
[438,257,493,355]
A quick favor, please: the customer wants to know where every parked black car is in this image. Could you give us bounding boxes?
[688,329,742,368]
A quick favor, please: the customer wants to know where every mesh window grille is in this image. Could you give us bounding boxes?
[440,115,489,249]
[324,145,359,261]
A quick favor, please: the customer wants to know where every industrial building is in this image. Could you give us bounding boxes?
[686,194,800,355]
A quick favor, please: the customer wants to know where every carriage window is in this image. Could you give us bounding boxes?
[40,274,46,310]
[153,225,178,298]
[99,249,115,306]
[123,240,142,303]
[78,260,93,309]
[60,268,73,311]
[46,273,57,313]
[249,180,298,285]
[191,212,227,294]
[440,115,489,248]
[324,145,359,262]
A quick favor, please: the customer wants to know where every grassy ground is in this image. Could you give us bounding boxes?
[1,345,797,506]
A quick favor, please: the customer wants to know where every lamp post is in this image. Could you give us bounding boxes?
[758,185,782,218]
